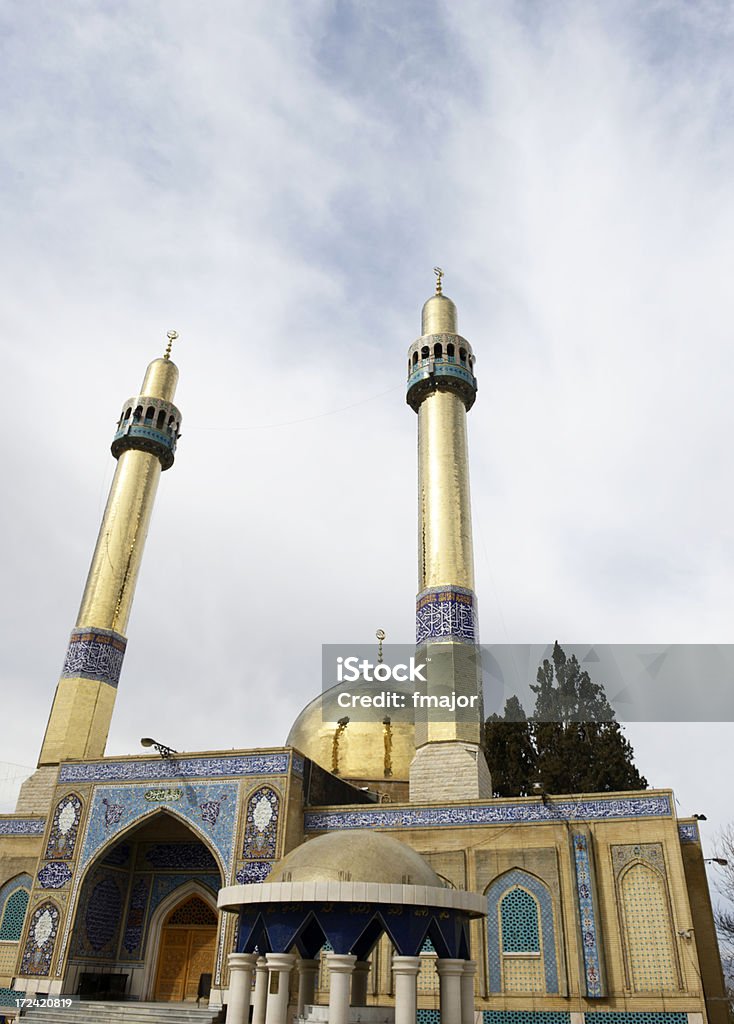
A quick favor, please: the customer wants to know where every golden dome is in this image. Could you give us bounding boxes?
[267,830,443,886]
[286,684,415,783]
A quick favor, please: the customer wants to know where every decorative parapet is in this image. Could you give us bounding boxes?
[305,793,673,833]
[58,751,293,784]
[0,818,46,836]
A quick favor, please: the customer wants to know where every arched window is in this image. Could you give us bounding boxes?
[500,887,540,953]
[0,879,30,942]
[433,342,443,358]
[123,407,131,421]
[156,409,166,430]
[486,870,559,994]
[459,348,467,364]
[421,346,430,360]
[620,862,679,990]
[133,406,143,421]
[145,406,155,421]
[447,343,455,359]
[412,351,419,366]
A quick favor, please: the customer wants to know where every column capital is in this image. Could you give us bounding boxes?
[228,952,258,971]
[325,952,357,974]
[436,957,466,977]
[265,952,297,970]
[392,955,422,976]
[462,960,478,977]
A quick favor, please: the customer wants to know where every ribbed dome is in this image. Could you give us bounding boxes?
[266,831,443,886]
[286,684,415,783]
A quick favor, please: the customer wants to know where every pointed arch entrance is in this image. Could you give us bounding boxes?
[153,892,218,1002]
[65,810,224,1003]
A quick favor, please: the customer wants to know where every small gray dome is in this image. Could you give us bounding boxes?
[266,830,444,886]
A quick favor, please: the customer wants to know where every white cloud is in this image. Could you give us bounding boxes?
[1,1,733,858]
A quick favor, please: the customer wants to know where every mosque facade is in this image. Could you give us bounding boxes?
[0,285,727,1022]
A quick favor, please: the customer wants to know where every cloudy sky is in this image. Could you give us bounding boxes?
[1,0,733,886]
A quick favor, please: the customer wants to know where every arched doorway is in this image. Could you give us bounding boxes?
[64,810,225,1003]
[153,894,218,1002]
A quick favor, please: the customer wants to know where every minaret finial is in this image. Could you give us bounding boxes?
[433,267,444,295]
[164,330,179,360]
[376,628,386,664]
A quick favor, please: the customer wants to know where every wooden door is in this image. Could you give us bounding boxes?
[154,926,217,1001]
[154,896,218,1002]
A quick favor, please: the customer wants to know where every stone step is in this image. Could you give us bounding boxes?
[20,1001,222,1024]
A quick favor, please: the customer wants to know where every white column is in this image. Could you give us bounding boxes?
[436,958,465,1024]
[265,952,296,1024]
[351,960,371,1006]
[326,953,356,1024]
[252,957,269,1024]
[295,958,320,1016]
[227,953,258,1024]
[392,955,421,1024]
[461,961,477,1024]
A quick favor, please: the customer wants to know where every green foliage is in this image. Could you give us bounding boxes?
[483,642,647,797]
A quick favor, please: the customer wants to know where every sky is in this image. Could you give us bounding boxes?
[1,0,733,899]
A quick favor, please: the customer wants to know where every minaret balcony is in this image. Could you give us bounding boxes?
[111,396,182,470]
[406,357,477,412]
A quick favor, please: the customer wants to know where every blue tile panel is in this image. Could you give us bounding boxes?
[72,869,125,958]
[678,822,699,843]
[78,783,239,879]
[141,842,218,871]
[236,861,272,883]
[305,794,672,832]
[585,1017,687,1024]
[61,627,127,688]
[20,900,61,976]
[416,586,477,644]
[121,875,151,958]
[38,862,73,890]
[482,1015,571,1024]
[0,988,26,1007]
[486,870,558,993]
[0,818,45,836]
[481,1015,565,1024]
[243,787,280,859]
[45,794,82,860]
[59,752,291,783]
[478,1017,686,1024]
[572,833,604,997]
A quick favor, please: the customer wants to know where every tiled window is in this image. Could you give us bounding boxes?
[486,871,558,994]
[501,888,540,952]
[0,888,29,942]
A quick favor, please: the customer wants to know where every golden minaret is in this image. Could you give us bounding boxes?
[37,334,182,767]
[407,272,492,801]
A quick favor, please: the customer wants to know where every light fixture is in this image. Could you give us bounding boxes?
[693,813,708,821]
[140,737,178,760]
[704,857,728,867]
